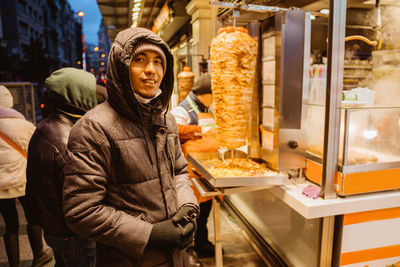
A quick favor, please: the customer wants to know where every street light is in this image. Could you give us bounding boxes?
[77,11,86,70]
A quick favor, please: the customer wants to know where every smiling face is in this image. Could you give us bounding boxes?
[130,51,164,98]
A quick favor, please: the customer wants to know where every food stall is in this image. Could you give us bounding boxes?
[188,1,400,266]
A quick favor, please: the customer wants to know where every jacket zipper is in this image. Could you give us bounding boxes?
[164,142,173,176]
[151,108,169,218]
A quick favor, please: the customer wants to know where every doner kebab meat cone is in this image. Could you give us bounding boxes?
[177,66,194,102]
[210,26,257,149]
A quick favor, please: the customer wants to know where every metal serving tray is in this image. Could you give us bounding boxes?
[187,153,290,188]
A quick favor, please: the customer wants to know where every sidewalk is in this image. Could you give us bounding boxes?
[199,205,267,267]
[0,199,54,267]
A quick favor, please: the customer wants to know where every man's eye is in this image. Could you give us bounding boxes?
[154,59,162,64]
[134,57,144,62]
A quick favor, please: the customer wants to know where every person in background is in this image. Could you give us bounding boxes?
[26,68,99,267]
[0,85,53,267]
[62,27,199,266]
[171,73,220,258]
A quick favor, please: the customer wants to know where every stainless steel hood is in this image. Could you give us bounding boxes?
[97,0,164,41]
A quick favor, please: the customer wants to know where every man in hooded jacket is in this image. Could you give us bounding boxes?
[62,27,199,267]
[26,68,98,267]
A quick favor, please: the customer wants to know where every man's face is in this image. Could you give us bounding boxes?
[130,51,164,98]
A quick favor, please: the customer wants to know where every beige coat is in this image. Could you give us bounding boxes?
[0,86,35,198]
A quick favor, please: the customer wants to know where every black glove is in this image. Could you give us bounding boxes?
[172,204,199,228]
[148,219,195,249]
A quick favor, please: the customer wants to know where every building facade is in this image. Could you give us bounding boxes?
[85,43,100,74]
[0,0,82,81]
[97,20,111,71]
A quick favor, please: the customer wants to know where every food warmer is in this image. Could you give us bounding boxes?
[305,48,400,196]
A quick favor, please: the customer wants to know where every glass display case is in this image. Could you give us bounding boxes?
[372,49,400,107]
[305,104,400,196]
[372,49,400,83]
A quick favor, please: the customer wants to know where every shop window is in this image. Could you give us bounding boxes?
[19,21,28,35]
[17,0,26,13]
[43,13,48,25]
[11,47,19,55]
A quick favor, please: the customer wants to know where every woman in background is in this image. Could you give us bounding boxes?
[0,85,53,267]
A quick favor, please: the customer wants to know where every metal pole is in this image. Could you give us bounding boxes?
[30,84,36,125]
[319,216,335,266]
[22,84,28,120]
[212,197,223,267]
[321,0,347,199]
[342,110,351,166]
[209,1,289,13]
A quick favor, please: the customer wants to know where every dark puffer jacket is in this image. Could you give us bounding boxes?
[62,27,198,267]
[26,68,97,237]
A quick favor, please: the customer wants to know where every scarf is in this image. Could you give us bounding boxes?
[134,89,162,104]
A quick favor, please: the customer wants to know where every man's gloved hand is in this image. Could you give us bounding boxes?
[148,219,195,249]
[172,205,199,228]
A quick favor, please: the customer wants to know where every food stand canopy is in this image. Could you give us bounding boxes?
[96,0,396,42]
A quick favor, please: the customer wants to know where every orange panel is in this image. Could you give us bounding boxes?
[340,244,400,265]
[305,159,322,184]
[342,169,400,195]
[305,160,342,192]
[305,160,400,195]
[343,207,400,225]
